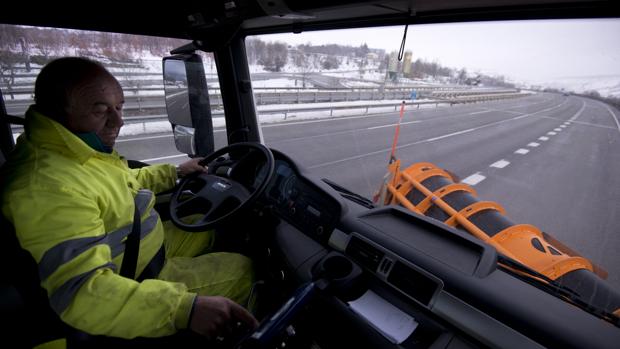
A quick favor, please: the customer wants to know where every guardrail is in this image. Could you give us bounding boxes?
[9,92,530,135]
[0,84,475,97]
[4,87,521,116]
[430,89,519,98]
[117,92,529,122]
[254,93,528,119]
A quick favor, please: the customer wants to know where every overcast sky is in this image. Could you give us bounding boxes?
[258,18,620,83]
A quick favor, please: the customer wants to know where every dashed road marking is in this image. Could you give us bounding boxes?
[554,128,562,132]
[367,120,420,130]
[425,128,475,142]
[462,173,486,186]
[560,125,567,128]
[539,136,550,141]
[140,154,187,162]
[468,110,491,115]
[547,131,557,135]
[563,120,617,130]
[309,100,569,169]
[490,159,510,168]
[528,142,540,147]
[515,148,530,155]
[117,134,172,143]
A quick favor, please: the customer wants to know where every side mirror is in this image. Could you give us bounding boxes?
[163,54,214,156]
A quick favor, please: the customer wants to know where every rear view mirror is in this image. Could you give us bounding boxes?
[163,54,214,156]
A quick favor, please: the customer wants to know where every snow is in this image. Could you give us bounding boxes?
[11,98,442,142]
[112,98,439,137]
[343,80,382,88]
[249,64,267,74]
[523,75,620,98]
[251,78,311,88]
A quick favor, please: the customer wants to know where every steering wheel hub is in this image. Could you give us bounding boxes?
[169,142,275,231]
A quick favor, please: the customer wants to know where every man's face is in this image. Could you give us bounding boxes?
[65,70,125,148]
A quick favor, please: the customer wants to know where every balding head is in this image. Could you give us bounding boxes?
[34,57,113,123]
[34,57,125,148]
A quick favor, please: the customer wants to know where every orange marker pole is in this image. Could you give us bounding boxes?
[389,101,406,164]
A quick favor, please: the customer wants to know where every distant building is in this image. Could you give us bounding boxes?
[366,52,379,61]
[388,51,399,73]
[403,51,412,75]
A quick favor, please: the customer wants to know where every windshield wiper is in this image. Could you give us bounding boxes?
[322,179,375,209]
[497,255,620,327]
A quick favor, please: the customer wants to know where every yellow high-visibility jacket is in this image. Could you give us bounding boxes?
[1,108,195,338]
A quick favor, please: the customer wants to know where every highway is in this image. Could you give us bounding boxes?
[115,93,620,290]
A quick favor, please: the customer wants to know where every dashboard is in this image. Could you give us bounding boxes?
[244,149,620,349]
[258,152,341,244]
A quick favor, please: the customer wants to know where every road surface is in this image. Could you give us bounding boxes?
[115,93,620,290]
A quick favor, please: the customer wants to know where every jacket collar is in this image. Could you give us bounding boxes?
[25,106,120,164]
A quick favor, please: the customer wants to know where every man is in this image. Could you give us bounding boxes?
[1,57,258,343]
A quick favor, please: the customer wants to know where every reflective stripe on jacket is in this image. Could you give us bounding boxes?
[1,107,196,338]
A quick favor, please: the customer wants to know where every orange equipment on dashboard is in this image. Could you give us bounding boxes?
[373,160,596,281]
[374,101,619,319]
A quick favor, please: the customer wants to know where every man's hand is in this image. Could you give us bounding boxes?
[177,157,208,177]
[189,296,259,339]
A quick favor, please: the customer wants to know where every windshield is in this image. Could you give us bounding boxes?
[245,19,620,314]
[1,18,619,323]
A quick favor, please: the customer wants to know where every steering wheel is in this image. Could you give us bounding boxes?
[169,142,275,231]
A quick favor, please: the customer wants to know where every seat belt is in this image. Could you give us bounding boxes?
[120,202,166,281]
[120,204,141,279]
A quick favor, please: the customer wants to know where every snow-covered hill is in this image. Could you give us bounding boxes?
[523,75,620,98]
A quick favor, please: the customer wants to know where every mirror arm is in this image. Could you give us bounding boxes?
[170,42,199,55]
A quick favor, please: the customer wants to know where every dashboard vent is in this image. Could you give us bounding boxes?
[379,257,393,275]
[387,261,439,306]
[346,236,384,271]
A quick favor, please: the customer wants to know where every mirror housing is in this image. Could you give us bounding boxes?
[163,54,214,156]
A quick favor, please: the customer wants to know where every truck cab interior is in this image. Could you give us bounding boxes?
[1,1,620,348]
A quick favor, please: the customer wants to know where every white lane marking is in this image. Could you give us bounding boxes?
[563,119,617,130]
[602,103,620,133]
[309,101,568,169]
[261,112,393,128]
[528,142,540,147]
[117,134,172,143]
[140,154,188,162]
[263,104,494,131]
[515,148,530,155]
[268,106,502,144]
[540,104,620,131]
[490,159,510,168]
[272,128,362,145]
[425,128,475,142]
[569,101,586,121]
[117,128,226,143]
[462,173,486,186]
[539,136,549,141]
[547,131,557,135]
[554,128,562,132]
[468,110,491,115]
[485,109,524,115]
[367,120,420,130]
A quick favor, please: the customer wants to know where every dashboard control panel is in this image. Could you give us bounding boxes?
[262,158,340,243]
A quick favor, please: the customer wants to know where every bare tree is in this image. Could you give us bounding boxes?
[259,41,288,72]
[293,49,312,88]
[358,58,367,79]
[457,68,467,84]
[0,51,21,99]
